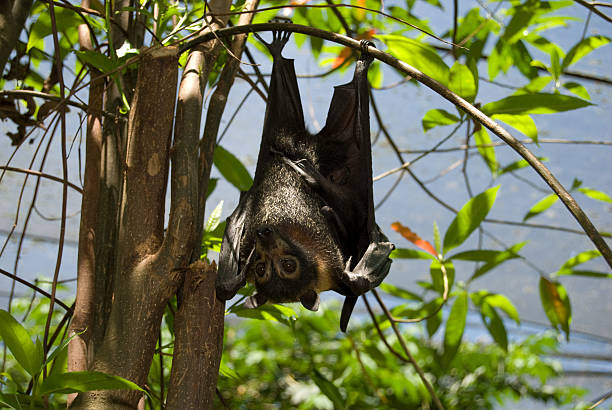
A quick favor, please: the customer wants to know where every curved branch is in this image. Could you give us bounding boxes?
[0,166,83,193]
[0,267,72,312]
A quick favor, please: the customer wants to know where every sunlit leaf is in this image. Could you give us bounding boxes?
[376,35,450,85]
[442,291,468,366]
[449,62,477,102]
[578,187,612,203]
[492,114,538,143]
[0,310,41,377]
[539,277,571,341]
[379,283,423,301]
[213,145,253,191]
[443,186,500,254]
[473,127,497,175]
[469,242,527,282]
[422,109,460,132]
[391,222,437,257]
[471,291,520,324]
[523,194,558,221]
[499,157,548,175]
[482,93,592,115]
[205,201,224,233]
[38,371,143,395]
[231,303,296,326]
[561,35,611,70]
[562,82,590,100]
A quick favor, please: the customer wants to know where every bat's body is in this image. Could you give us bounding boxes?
[216,25,394,331]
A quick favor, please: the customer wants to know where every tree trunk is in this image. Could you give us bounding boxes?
[69,46,180,409]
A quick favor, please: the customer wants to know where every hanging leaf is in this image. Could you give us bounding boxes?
[561,35,611,70]
[578,187,612,203]
[523,194,558,221]
[449,62,477,102]
[376,35,450,85]
[491,113,538,143]
[443,186,500,254]
[562,82,590,100]
[0,310,41,377]
[442,291,468,367]
[479,302,508,351]
[422,109,460,132]
[539,277,572,341]
[379,283,423,301]
[482,93,592,115]
[473,127,498,175]
[213,145,253,191]
[312,369,345,409]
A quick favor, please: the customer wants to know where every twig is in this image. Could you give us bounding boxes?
[574,0,612,23]
[371,289,445,410]
[0,268,72,312]
[0,166,83,193]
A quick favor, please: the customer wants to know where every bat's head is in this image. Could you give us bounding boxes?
[244,224,340,311]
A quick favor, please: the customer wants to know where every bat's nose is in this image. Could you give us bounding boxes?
[256,226,273,238]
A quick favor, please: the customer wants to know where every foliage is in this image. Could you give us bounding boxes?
[216,305,586,409]
[0,308,142,409]
[1,0,611,407]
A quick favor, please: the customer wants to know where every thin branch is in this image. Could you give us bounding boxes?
[0,166,83,193]
[574,0,612,23]
[0,268,72,312]
[400,138,612,154]
[371,289,445,410]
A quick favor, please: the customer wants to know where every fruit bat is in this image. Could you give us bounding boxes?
[215,24,394,331]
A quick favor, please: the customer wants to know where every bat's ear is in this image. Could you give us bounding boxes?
[244,293,268,309]
[300,290,320,311]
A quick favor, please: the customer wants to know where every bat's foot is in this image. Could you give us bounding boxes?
[340,239,394,295]
[359,40,375,65]
[255,17,293,57]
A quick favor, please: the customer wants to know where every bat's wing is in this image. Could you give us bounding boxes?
[216,193,255,300]
[291,41,394,330]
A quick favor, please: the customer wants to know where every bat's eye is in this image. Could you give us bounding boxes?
[281,258,296,273]
[255,263,266,277]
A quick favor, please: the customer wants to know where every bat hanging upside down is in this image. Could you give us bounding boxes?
[215,22,395,331]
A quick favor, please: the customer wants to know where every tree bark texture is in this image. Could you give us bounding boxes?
[69,46,180,409]
[166,261,225,408]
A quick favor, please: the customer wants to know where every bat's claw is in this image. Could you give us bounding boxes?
[340,240,394,295]
[256,17,293,56]
[359,40,375,65]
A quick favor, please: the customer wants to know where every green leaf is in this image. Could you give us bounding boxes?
[379,283,423,301]
[213,145,253,191]
[514,76,552,95]
[562,36,611,70]
[539,277,572,341]
[390,247,435,260]
[219,356,240,380]
[471,291,520,324]
[562,82,590,100]
[578,187,612,203]
[422,109,460,132]
[550,48,561,82]
[449,62,477,102]
[473,127,497,175]
[479,302,508,351]
[523,194,558,221]
[558,250,601,272]
[312,369,345,409]
[376,35,450,85]
[469,242,527,282]
[443,186,500,254]
[75,50,116,73]
[426,309,443,337]
[38,371,143,396]
[556,270,611,279]
[231,303,296,326]
[499,157,548,175]
[502,7,535,43]
[492,114,538,143]
[482,93,592,115]
[0,310,41,377]
[442,291,468,366]
[205,201,224,233]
